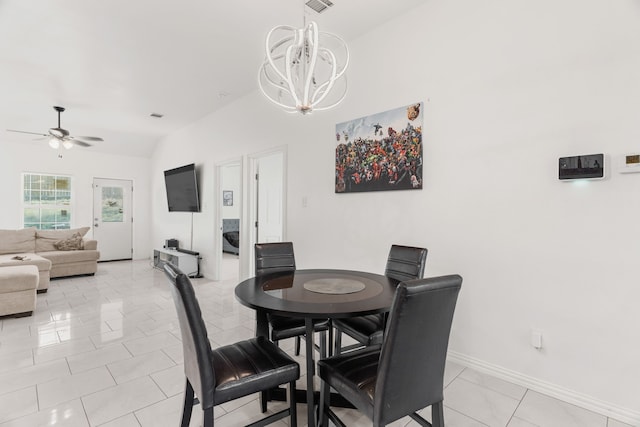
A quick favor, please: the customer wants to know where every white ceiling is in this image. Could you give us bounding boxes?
[0,0,426,157]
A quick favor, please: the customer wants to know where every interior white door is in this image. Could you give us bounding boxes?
[93,178,133,261]
[256,152,284,243]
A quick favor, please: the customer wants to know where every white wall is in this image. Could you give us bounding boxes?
[0,141,151,259]
[150,0,640,420]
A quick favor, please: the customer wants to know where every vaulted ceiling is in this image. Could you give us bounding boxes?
[0,0,426,157]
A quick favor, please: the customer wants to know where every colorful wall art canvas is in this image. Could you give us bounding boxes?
[335,102,423,193]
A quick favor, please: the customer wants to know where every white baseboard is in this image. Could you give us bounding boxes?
[447,351,640,426]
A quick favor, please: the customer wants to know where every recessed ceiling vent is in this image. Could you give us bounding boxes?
[306,0,334,14]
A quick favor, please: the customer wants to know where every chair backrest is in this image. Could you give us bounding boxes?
[374,275,462,425]
[163,263,215,410]
[384,244,428,282]
[255,242,296,276]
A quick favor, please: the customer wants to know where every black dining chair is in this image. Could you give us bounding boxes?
[333,244,428,354]
[318,274,462,427]
[163,263,299,427]
[255,242,330,357]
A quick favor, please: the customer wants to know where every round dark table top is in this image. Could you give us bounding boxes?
[235,269,399,319]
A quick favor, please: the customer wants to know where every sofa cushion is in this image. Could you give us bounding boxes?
[36,227,90,252]
[0,228,36,255]
[0,254,52,272]
[38,250,100,264]
[54,232,84,251]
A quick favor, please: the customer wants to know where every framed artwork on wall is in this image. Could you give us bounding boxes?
[223,190,233,206]
[558,153,605,180]
[335,102,423,193]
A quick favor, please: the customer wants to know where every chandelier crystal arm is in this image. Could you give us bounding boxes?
[284,41,302,108]
[310,48,338,105]
[260,63,287,91]
[322,33,350,79]
[311,78,348,111]
[258,66,298,112]
[264,29,294,84]
[302,22,320,109]
[261,48,291,93]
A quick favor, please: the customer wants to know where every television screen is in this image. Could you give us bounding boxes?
[558,154,604,180]
[164,164,200,212]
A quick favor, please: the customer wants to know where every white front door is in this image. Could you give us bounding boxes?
[93,178,133,261]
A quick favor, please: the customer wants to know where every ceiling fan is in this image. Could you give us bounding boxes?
[7,106,104,149]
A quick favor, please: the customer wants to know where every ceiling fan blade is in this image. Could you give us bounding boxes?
[7,129,48,137]
[73,135,104,142]
[70,139,92,147]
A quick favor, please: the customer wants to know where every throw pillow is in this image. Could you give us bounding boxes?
[53,232,84,251]
[36,226,90,252]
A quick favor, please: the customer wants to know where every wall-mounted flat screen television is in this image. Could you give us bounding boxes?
[164,163,200,212]
[559,153,604,180]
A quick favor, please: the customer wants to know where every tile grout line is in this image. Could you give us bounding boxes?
[506,389,537,427]
[455,372,528,402]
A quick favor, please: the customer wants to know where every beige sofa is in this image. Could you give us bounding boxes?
[0,227,100,292]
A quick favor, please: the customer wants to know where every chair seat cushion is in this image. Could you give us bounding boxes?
[212,336,299,405]
[318,347,381,419]
[333,314,384,346]
[268,314,329,341]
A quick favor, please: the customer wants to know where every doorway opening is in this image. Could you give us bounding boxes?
[215,160,242,281]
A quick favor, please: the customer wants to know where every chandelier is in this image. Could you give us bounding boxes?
[258,11,349,115]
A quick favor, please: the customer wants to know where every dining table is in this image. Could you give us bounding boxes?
[235,268,400,427]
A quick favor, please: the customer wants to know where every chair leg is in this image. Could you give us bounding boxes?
[289,380,297,427]
[260,336,273,413]
[409,412,433,426]
[431,401,444,427]
[295,336,301,356]
[181,381,195,427]
[319,331,327,359]
[260,390,268,413]
[319,379,330,427]
[203,406,214,427]
[334,329,342,355]
[327,319,334,356]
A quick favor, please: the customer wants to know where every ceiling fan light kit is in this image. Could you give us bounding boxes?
[258,1,349,115]
[6,105,103,150]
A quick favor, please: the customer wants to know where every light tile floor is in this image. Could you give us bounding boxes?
[0,259,633,427]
